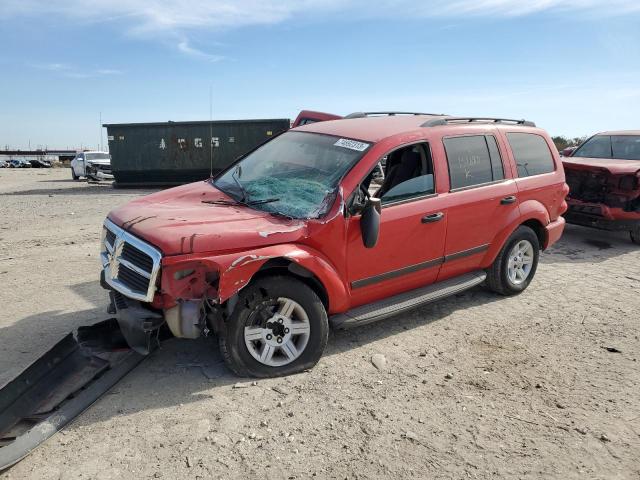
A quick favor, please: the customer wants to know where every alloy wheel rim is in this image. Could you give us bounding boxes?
[507,240,534,285]
[244,297,311,367]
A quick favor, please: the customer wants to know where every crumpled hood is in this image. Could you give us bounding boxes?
[108,181,308,256]
[563,157,640,175]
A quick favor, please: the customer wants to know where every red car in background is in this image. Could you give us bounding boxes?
[562,131,640,244]
[292,110,342,127]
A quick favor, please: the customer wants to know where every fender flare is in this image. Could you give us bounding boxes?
[481,200,550,266]
[213,244,349,313]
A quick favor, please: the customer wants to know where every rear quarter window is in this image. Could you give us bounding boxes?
[507,133,555,178]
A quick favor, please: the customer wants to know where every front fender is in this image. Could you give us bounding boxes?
[159,244,349,314]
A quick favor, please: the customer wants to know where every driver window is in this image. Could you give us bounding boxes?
[374,143,435,204]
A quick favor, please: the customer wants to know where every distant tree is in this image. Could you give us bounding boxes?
[552,136,570,151]
[552,135,588,151]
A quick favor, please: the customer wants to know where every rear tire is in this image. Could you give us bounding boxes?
[219,275,329,378]
[486,226,540,296]
[631,227,640,245]
[71,168,79,181]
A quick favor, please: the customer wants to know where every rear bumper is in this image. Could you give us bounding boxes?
[565,210,640,231]
[544,216,566,249]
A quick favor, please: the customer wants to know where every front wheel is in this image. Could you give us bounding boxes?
[71,168,79,180]
[219,275,329,378]
[486,226,540,296]
[631,227,640,245]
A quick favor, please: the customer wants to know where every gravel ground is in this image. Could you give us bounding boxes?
[1,168,639,479]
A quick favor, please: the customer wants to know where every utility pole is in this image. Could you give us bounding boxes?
[99,112,103,151]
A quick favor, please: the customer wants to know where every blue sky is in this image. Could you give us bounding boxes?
[1,0,639,150]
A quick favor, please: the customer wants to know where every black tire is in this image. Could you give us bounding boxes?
[486,225,540,296]
[71,168,79,180]
[219,275,329,378]
[631,227,640,245]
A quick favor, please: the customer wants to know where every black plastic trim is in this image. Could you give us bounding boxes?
[351,243,490,289]
[444,244,490,262]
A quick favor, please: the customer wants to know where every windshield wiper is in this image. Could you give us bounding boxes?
[202,197,280,207]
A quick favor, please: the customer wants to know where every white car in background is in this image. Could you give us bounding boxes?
[71,151,113,181]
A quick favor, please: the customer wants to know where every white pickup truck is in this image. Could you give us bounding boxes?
[71,151,113,181]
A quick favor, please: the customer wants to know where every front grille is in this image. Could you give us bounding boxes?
[117,264,150,292]
[101,219,162,302]
[565,168,607,203]
[121,243,154,272]
[105,229,116,247]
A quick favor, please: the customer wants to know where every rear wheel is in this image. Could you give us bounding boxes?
[219,275,328,378]
[631,227,640,245]
[486,226,540,296]
[71,168,79,180]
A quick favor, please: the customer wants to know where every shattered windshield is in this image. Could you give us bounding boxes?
[214,131,371,218]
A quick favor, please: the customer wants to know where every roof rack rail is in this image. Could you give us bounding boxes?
[345,111,446,119]
[422,117,536,128]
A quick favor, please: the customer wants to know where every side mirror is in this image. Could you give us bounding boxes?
[360,197,381,248]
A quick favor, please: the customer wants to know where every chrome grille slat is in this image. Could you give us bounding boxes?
[101,219,162,302]
[118,258,152,279]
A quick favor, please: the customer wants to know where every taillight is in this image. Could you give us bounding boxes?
[620,175,638,191]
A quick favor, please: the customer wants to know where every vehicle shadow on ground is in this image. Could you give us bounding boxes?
[541,224,637,265]
[1,284,500,425]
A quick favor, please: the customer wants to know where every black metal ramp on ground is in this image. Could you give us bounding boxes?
[0,319,147,471]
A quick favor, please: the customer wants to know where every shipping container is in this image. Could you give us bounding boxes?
[103,118,290,186]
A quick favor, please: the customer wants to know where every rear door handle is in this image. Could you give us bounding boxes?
[422,212,444,223]
[501,196,517,205]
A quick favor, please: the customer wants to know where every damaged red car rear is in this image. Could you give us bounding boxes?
[563,131,640,244]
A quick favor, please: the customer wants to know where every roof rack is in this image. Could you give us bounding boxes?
[345,111,446,119]
[421,117,536,128]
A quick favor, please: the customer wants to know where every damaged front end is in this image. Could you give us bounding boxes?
[564,166,640,231]
[101,218,224,351]
[101,219,167,353]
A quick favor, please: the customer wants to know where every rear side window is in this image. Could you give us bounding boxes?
[507,133,555,178]
[443,135,504,190]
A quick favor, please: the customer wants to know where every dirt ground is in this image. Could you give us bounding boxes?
[1,168,639,479]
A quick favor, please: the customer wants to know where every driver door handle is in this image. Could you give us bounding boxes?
[501,195,517,205]
[422,212,444,223]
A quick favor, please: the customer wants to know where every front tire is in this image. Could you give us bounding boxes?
[219,275,329,378]
[71,168,79,180]
[631,227,640,245]
[486,226,540,296]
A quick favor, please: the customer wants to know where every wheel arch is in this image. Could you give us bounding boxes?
[483,203,550,267]
[252,258,330,310]
[214,244,350,314]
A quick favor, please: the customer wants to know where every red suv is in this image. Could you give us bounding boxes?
[562,131,640,244]
[101,114,568,377]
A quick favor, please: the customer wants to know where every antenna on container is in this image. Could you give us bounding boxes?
[209,85,214,179]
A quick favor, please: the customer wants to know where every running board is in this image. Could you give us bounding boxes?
[330,271,486,329]
[0,319,148,471]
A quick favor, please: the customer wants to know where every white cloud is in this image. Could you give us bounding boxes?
[4,0,640,61]
[2,0,639,34]
[177,40,224,62]
[30,63,124,78]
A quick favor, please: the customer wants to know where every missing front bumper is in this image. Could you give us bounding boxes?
[109,291,165,355]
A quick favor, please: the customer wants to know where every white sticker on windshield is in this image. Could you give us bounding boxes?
[334,138,370,152]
